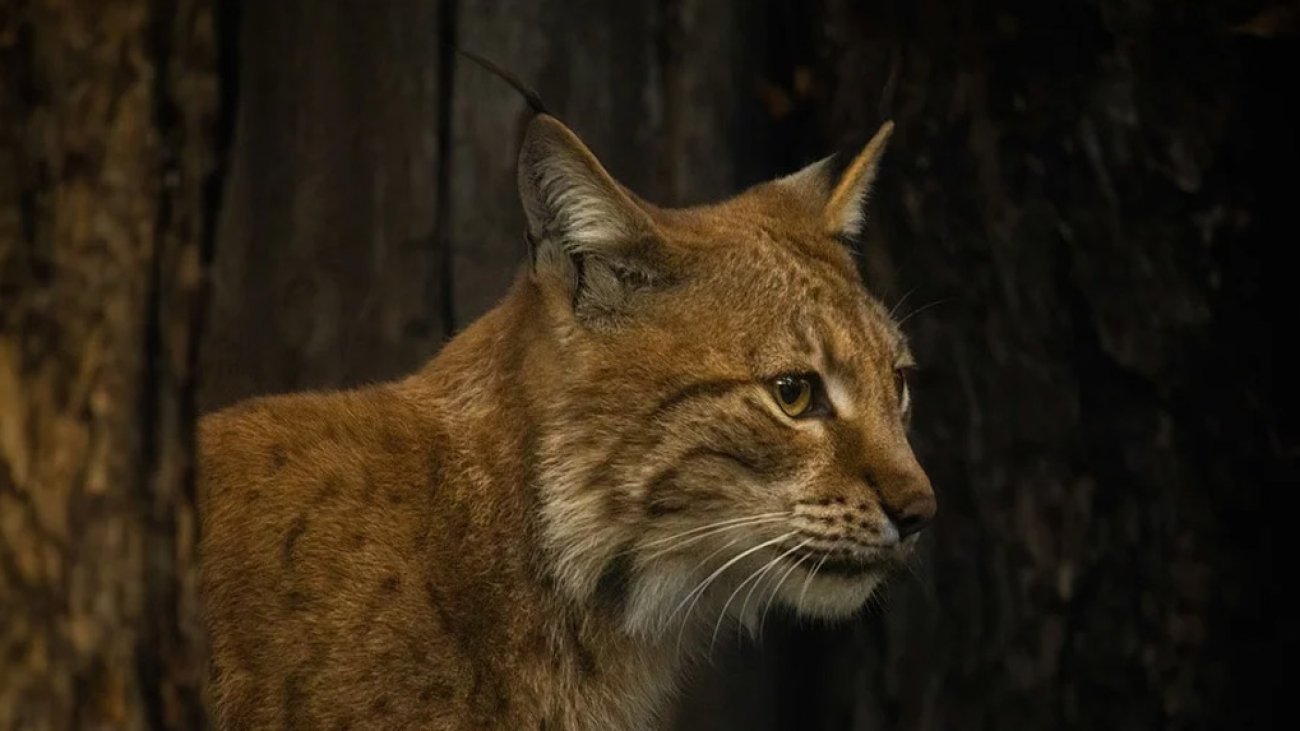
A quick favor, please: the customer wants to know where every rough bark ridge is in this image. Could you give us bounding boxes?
[0,0,215,727]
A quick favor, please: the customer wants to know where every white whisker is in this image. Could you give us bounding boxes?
[669,532,796,653]
[710,540,804,651]
[897,298,950,327]
[637,512,789,551]
[759,548,810,636]
[887,288,916,320]
[639,515,789,563]
[797,549,833,610]
[737,539,811,635]
[656,535,745,640]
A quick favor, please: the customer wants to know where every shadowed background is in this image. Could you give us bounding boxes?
[2,0,1294,728]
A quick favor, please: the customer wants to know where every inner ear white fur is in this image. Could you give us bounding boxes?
[517,115,652,254]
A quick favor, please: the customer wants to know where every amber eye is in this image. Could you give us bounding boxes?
[772,376,814,417]
[894,367,912,412]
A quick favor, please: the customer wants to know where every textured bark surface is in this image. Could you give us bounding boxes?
[0,0,216,727]
[200,0,447,411]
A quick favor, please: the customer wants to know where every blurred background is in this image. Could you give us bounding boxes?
[2,0,1296,728]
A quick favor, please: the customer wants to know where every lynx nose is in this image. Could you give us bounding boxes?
[869,461,936,539]
[882,492,936,538]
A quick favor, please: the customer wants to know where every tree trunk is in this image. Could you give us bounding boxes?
[0,0,216,727]
[199,0,447,412]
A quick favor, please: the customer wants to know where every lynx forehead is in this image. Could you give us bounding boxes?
[199,112,934,730]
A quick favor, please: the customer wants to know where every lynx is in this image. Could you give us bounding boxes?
[199,110,935,729]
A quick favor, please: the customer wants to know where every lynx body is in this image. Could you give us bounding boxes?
[199,114,934,729]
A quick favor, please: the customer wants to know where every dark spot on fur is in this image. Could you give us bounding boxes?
[271,446,288,470]
[315,475,343,503]
[334,718,354,731]
[651,378,753,421]
[538,570,561,596]
[830,496,846,505]
[643,452,735,517]
[426,452,447,495]
[568,617,599,679]
[370,696,393,715]
[381,429,403,453]
[380,574,401,594]
[646,494,688,517]
[683,445,769,474]
[283,515,308,567]
[285,590,311,611]
[419,681,454,703]
[425,580,456,632]
[247,488,263,502]
[594,547,634,616]
[412,525,431,552]
[643,467,684,517]
[284,672,305,729]
[348,531,366,550]
[575,642,598,679]
[387,488,405,504]
[361,466,378,503]
[324,424,340,440]
[587,454,625,513]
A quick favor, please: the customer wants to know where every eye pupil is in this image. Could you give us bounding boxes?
[772,376,814,417]
[778,379,803,404]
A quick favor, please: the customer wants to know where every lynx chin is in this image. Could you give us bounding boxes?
[199,112,936,730]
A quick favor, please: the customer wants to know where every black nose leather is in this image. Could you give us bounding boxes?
[884,495,936,538]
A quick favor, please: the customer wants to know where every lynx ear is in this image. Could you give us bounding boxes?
[517,115,666,322]
[778,121,895,239]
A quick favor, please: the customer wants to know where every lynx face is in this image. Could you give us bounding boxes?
[519,116,934,637]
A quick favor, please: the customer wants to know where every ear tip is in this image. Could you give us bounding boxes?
[523,113,554,137]
[876,119,897,139]
[523,114,584,156]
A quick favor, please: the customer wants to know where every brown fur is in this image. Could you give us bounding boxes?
[199,115,935,729]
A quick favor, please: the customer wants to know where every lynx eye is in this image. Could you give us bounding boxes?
[894,366,912,412]
[772,376,814,417]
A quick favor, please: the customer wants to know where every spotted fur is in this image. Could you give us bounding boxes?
[199,114,935,730]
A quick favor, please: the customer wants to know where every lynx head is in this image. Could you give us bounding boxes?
[517,114,934,638]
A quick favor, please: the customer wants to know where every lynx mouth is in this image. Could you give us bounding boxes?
[791,549,893,579]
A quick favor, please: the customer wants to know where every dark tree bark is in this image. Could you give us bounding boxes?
[748,2,1297,730]
[448,0,669,325]
[0,0,216,727]
[200,0,447,411]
